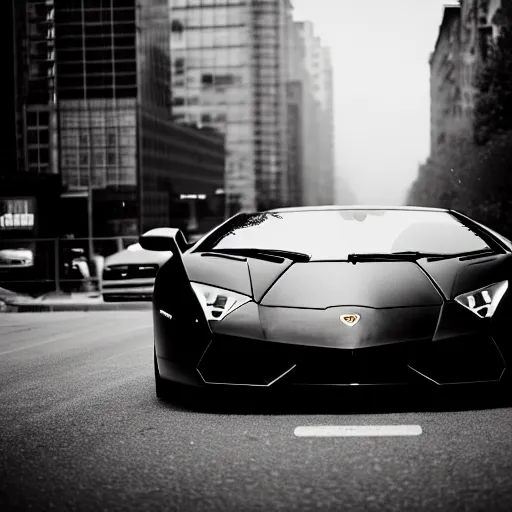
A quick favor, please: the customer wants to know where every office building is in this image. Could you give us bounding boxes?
[169,0,293,213]
[293,20,335,206]
[8,0,225,238]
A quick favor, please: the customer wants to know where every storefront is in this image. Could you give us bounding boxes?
[0,174,61,294]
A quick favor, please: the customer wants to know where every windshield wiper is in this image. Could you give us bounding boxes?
[347,249,496,264]
[347,251,432,264]
[426,248,496,261]
[205,248,311,262]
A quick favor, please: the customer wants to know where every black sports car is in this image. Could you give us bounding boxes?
[140,206,512,399]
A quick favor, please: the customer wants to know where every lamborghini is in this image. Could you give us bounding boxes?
[139,206,512,399]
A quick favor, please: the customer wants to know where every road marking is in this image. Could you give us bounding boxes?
[294,425,422,437]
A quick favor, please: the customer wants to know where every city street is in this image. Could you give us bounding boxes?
[0,312,512,511]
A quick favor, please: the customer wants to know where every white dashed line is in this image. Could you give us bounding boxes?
[294,425,423,437]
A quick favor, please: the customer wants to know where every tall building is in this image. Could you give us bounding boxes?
[169,0,293,213]
[294,21,335,206]
[0,0,62,251]
[285,6,305,207]
[8,0,225,239]
[408,0,506,207]
[286,80,303,207]
[459,0,503,126]
[427,1,504,167]
[0,0,17,176]
[320,47,335,205]
[429,5,462,161]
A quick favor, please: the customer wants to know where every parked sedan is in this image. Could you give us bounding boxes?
[102,242,172,302]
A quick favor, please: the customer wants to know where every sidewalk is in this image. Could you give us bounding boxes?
[0,288,152,313]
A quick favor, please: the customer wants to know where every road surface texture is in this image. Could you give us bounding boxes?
[1,311,511,512]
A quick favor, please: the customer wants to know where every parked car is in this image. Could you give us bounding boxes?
[0,248,34,269]
[101,242,172,302]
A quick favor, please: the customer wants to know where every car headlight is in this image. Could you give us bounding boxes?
[454,280,508,318]
[191,282,251,321]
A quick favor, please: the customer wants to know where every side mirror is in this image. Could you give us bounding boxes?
[139,228,188,254]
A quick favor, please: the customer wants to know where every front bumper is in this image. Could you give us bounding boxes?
[102,279,154,301]
[156,332,507,389]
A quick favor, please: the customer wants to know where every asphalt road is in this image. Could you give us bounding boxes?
[1,312,512,512]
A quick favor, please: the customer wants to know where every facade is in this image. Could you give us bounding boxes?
[460,0,503,120]
[293,21,335,206]
[1,0,17,176]
[0,0,62,244]
[286,81,302,206]
[169,0,293,213]
[0,172,62,295]
[321,47,335,205]
[429,0,504,161]
[411,0,505,205]
[285,7,305,207]
[9,0,225,239]
[429,5,463,161]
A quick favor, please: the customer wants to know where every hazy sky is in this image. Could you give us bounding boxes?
[292,0,455,205]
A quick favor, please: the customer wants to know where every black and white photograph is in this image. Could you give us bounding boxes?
[1,1,512,511]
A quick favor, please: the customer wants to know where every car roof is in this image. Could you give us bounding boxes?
[266,205,450,214]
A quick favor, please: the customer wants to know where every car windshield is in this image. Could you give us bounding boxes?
[194,209,491,261]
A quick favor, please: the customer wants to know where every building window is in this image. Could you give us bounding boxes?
[107,152,117,165]
[79,153,89,166]
[175,57,185,75]
[171,20,184,33]
[202,74,214,85]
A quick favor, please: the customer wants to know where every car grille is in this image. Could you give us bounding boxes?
[0,259,26,265]
[197,334,506,387]
[103,264,159,281]
[198,335,414,387]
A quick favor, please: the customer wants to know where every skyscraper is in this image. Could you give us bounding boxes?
[295,21,335,206]
[1,0,17,176]
[169,0,292,213]
[9,0,225,238]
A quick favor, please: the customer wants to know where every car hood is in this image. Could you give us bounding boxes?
[186,253,512,349]
[185,252,512,305]
[0,249,33,261]
[184,255,444,307]
[259,261,442,308]
[185,256,446,348]
[105,247,172,267]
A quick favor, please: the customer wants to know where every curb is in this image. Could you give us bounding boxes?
[2,301,153,313]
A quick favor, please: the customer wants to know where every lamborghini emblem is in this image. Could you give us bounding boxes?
[340,314,360,327]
